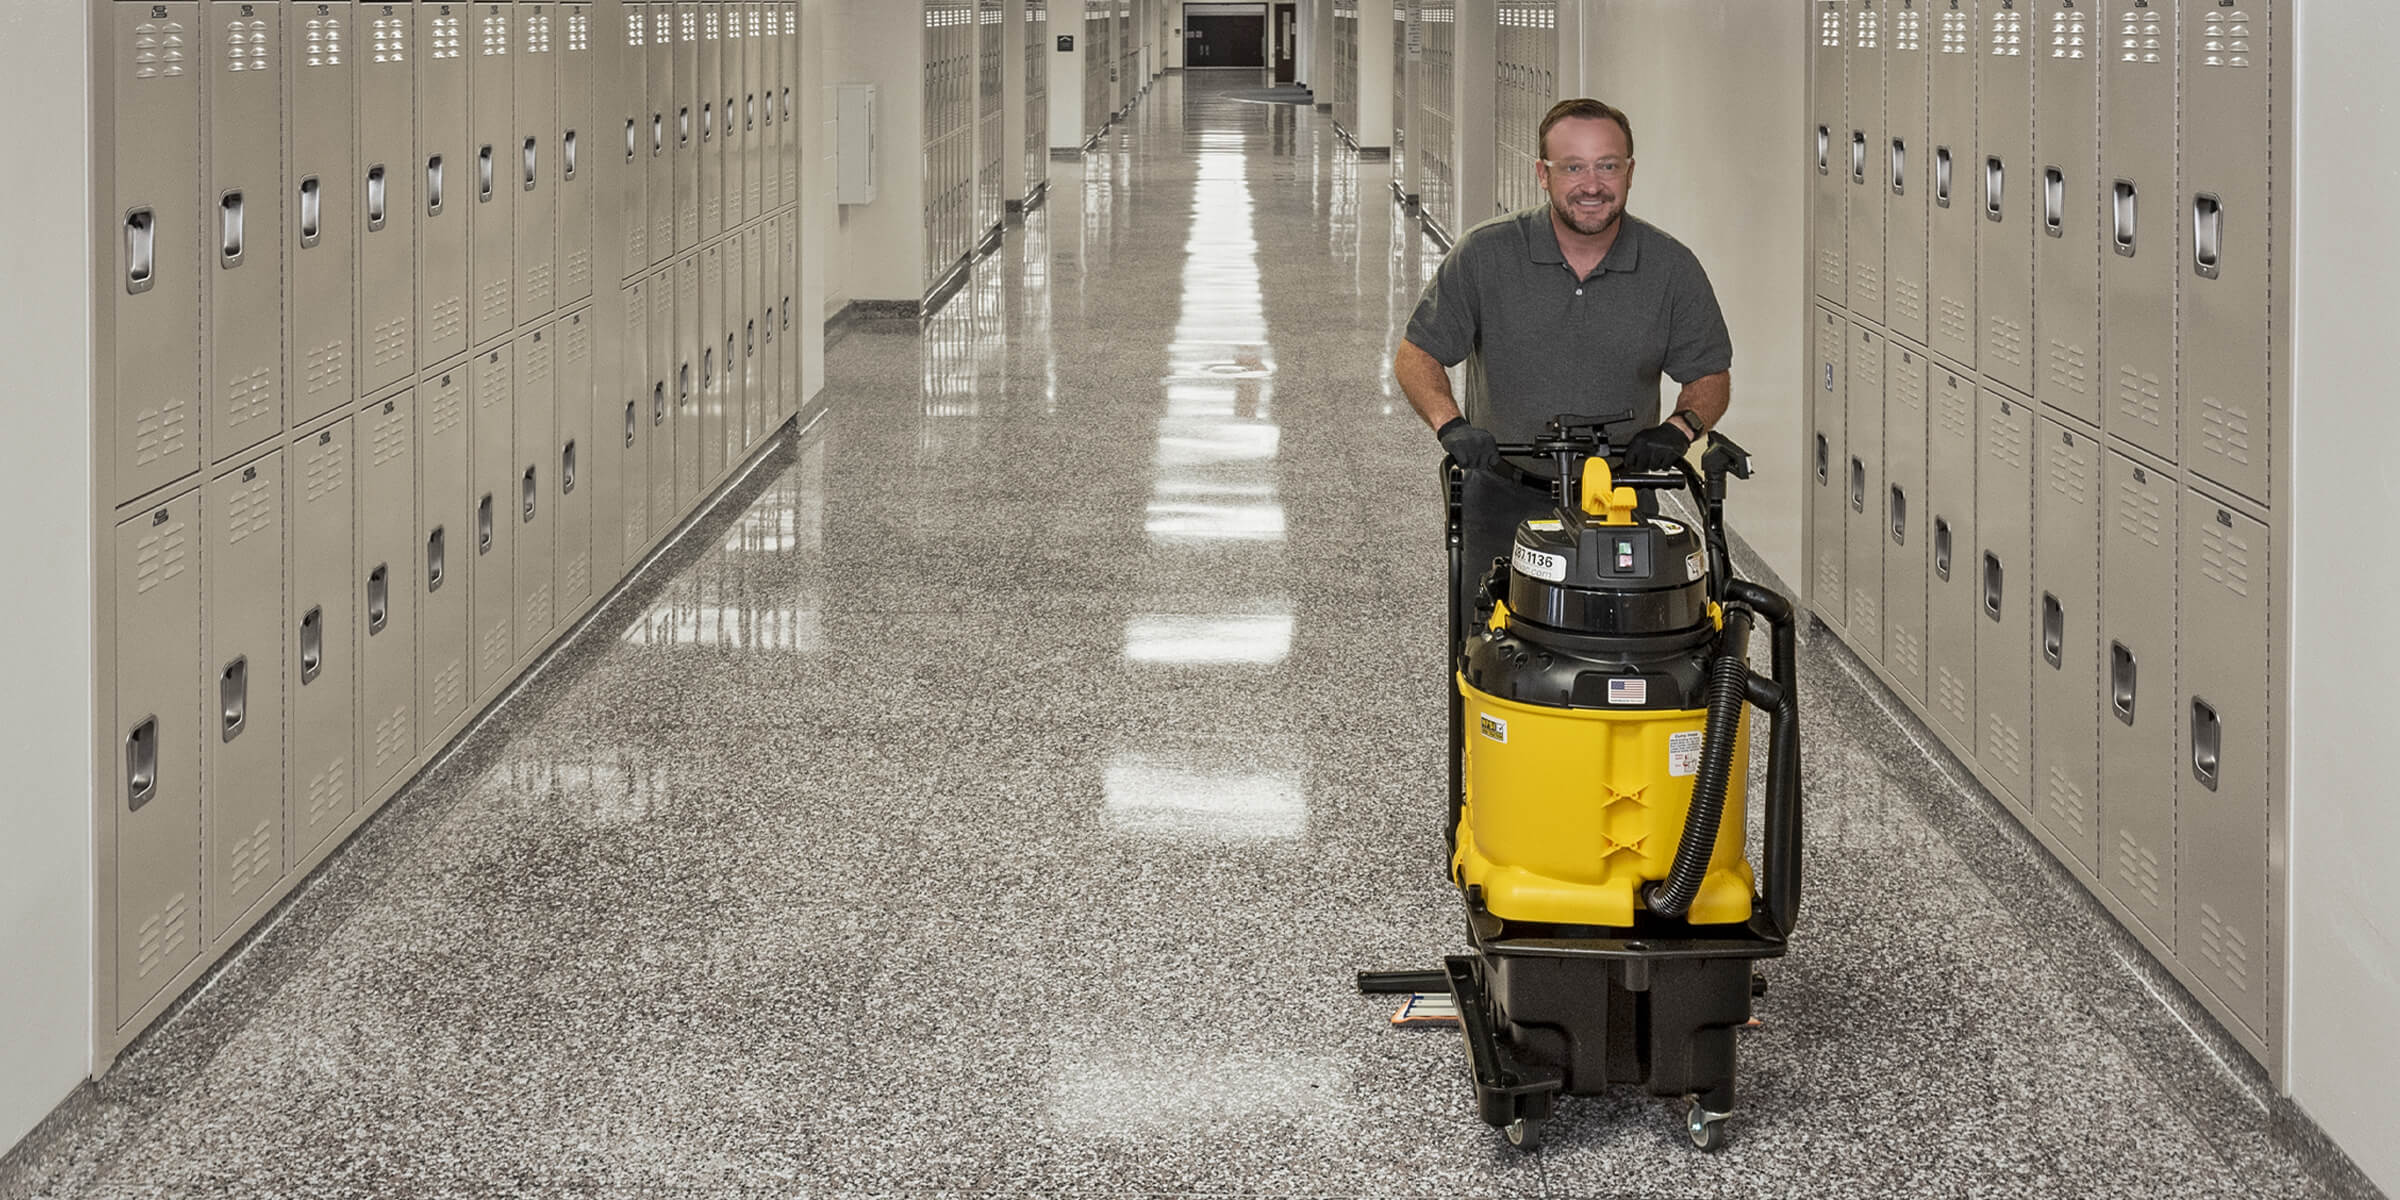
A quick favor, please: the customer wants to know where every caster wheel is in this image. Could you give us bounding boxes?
[1685,1100,1730,1153]
[1504,1116,1545,1151]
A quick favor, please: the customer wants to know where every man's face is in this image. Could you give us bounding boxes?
[1537,116,1635,238]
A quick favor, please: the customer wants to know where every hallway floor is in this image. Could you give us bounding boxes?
[3,73,2381,1200]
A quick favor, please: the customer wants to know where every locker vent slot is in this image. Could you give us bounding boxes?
[125,716,160,811]
[526,582,553,635]
[2048,8,2087,59]
[2120,7,2164,64]
[302,338,347,404]
[1937,296,1970,347]
[2198,905,2251,990]
[480,619,511,677]
[371,14,408,63]
[1984,713,2024,774]
[1890,625,1922,679]
[1988,7,2025,56]
[2193,193,2223,279]
[2200,10,2253,70]
[2046,437,2094,505]
[226,18,270,70]
[227,820,275,897]
[2044,339,2093,398]
[2114,830,2164,911]
[430,660,464,713]
[566,550,590,601]
[2110,640,2138,724]
[304,754,351,828]
[299,606,324,684]
[2042,766,2093,849]
[131,20,190,81]
[372,705,412,774]
[431,13,461,59]
[304,435,348,502]
[223,365,274,437]
[2198,394,2256,472]
[370,406,409,466]
[2198,517,2256,596]
[225,472,273,542]
[2190,697,2221,790]
[133,517,192,594]
[2114,367,2167,435]
[431,293,466,348]
[304,14,343,66]
[220,657,248,741]
[1936,667,1971,728]
[2113,180,2137,256]
[133,891,191,977]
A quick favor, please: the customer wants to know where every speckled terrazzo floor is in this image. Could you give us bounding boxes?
[2,72,2385,1200]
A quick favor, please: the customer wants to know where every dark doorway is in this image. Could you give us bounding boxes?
[1186,11,1267,69]
[1274,3,1298,83]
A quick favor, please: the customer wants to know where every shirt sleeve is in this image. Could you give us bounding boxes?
[1403,243,1482,367]
[1661,252,1734,385]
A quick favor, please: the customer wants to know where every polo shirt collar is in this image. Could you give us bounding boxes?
[1525,208,1646,274]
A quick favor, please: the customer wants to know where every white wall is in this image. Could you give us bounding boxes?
[1572,0,1805,586]
[2285,6,2400,1195]
[1050,0,1088,149]
[830,0,929,304]
[0,0,94,1156]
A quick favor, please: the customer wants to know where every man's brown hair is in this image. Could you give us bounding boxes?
[1538,98,1635,161]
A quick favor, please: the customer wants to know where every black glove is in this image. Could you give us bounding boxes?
[1436,417,1501,471]
[1621,419,1696,473]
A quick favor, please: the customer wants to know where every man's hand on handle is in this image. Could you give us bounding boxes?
[1620,419,1698,473]
[1436,418,1502,472]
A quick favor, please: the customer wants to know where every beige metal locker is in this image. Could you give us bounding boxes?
[1845,322,1886,658]
[291,418,357,857]
[556,307,596,613]
[745,1,764,220]
[1884,0,1932,345]
[1975,3,2033,395]
[2032,417,2100,870]
[2101,0,2176,461]
[416,2,472,365]
[513,3,559,322]
[700,240,726,483]
[647,3,677,266]
[2177,491,2269,1032]
[2099,449,2176,938]
[674,2,701,252]
[1926,362,1979,751]
[1845,0,1885,321]
[203,453,285,937]
[675,253,702,507]
[513,324,558,656]
[700,1,724,240]
[759,1,780,215]
[742,224,763,449]
[470,343,515,698]
[358,3,417,397]
[622,280,653,555]
[208,1,286,463]
[780,208,798,419]
[1974,389,2033,809]
[469,0,515,344]
[1927,0,1978,368]
[417,363,473,734]
[112,2,205,505]
[1884,342,1930,703]
[622,2,652,275]
[1813,0,1845,304]
[780,1,798,204]
[357,390,418,798]
[112,491,204,1025]
[763,213,784,421]
[2031,0,2098,427]
[1810,308,1847,632]
[289,3,356,425]
[652,265,682,535]
[726,1,749,231]
[558,3,595,304]
[2177,0,2271,505]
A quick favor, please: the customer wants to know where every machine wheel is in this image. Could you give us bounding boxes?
[1503,1116,1545,1150]
[1685,1099,1730,1153]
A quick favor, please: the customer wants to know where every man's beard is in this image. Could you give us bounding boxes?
[1552,192,1620,237]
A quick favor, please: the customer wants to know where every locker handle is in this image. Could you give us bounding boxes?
[2041,167,2063,238]
[702,102,714,142]
[2113,180,2137,257]
[2041,593,2063,668]
[298,177,323,248]
[678,363,692,405]
[220,191,246,266]
[725,97,736,136]
[628,117,639,162]
[523,137,540,191]
[1889,485,1907,545]
[2190,697,2221,791]
[1982,553,2003,619]
[220,658,248,743]
[1849,130,1866,185]
[746,94,756,132]
[655,381,669,424]
[522,465,539,522]
[1814,434,1829,485]
[428,156,446,215]
[627,399,639,446]
[564,130,579,181]
[679,106,691,147]
[1984,157,2004,222]
[703,346,715,388]
[2110,641,2138,724]
[2193,193,2223,279]
[783,296,792,332]
[126,716,159,813]
[1890,138,1906,195]
[479,494,495,553]
[427,526,447,591]
[562,440,577,494]
[1848,457,1865,513]
[362,563,389,636]
[783,88,792,123]
[765,305,776,344]
[300,605,325,685]
[479,146,496,202]
[125,208,156,294]
[1934,146,1953,209]
[746,319,757,358]
[653,113,666,156]
[367,165,389,232]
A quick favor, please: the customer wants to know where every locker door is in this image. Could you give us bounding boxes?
[557,3,596,304]
[2032,418,2099,869]
[647,3,677,263]
[358,391,418,798]
[744,1,764,223]
[1812,0,1845,304]
[743,224,763,450]
[653,264,683,532]
[1845,323,1886,659]
[289,3,356,423]
[2102,0,2176,460]
[513,324,557,655]
[674,3,701,252]
[622,280,653,556]
[700,241,726,483]
[208,1,286,463]
[675,253,702,507]
[781,208,799,417]
[2031,1,2098,426]
[621,2,652,274]
[1846,1,1886,321]
[1974,390,2033,808]
[471,343,515,698]
[700,2,723,240]
[556,307,596,613]
[2099,450,2176,937]
[2177,494,2268,1032]
[291,418,357,857]
[204,454,285,937]
[780,2,798,204]
[1809,308,1847,632]
[112,4,204,505]
[513,3,559,321]
[724,3,747,231]
[417,364,473,734]
[1885,0,1933,345]
[416,2,472,365]
[763,213,784,422]
[469,0,515,344]
[358,3,418,397]
[2178,0,2271,505]
[1884,342,1930,703]
[758,1,779,215]
[1926,0,1979,368]
[1926,363,1979,750]
[112,492,204,1024]
[1975,2,2033,395]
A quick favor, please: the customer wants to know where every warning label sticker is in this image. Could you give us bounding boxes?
[1669,730,1704,777]
[1479,713,1508,744]
[1687,551,1706,582]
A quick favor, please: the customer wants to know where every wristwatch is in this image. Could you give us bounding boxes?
[1671,408,1707,440]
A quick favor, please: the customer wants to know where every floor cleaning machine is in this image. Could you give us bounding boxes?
[1361,416,1802,1153]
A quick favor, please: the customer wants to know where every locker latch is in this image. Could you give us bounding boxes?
[627,400,640,447]
[564,130,579,182]
[220,658,248,743]
[523,137,540,191]
[562,441,577,494]
[1849,458,1865,513]
[1889,138,1906,196]
[2110,641,2138,724]
[2193,193,2223,279]
[2112,180,2137,257]
[220,191,246,267]
[1934,520,1952,581]
[125,208,157,294]
[368,565,390,635]
[522,466,539,522]
[479,494,495,552]
[479,146,496,203]
[427,526,447,592]
[299,177,323,248]
[1889,486,1907,545]
[702,102,714,142]
[427,156,446,215]
[2190,697,2221,790]
[1934,147,1953,209]
[1849,130,1866,185]
[2041,593,2063,668]
[628,118,640,162]
[655,381,669,424]
[2041,167,2063,238]
[1815,434,1829,485]
[367,165,389,232]
[300,606,325,685]
[653,113,667,157]
[125,716,159,813]
[1984,158,2005,222]
[1981,553,2003,619]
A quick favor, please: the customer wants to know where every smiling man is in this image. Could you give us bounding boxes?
[1395,99,1733,619]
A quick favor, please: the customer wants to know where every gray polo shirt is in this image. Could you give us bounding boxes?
[1405,208,1733,448]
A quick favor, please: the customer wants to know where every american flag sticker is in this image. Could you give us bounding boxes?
[1607,678,1648,706]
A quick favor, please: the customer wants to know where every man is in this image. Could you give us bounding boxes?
[1394,98,1733,621]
